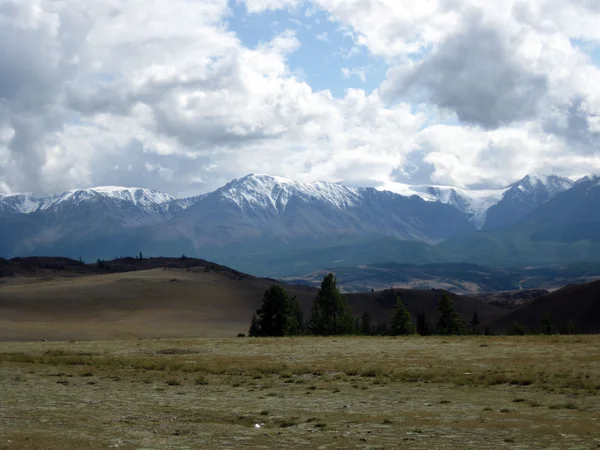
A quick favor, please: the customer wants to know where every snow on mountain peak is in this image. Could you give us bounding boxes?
[377,182,507,229]
[514,173,574,195]
[219,174,360,212]
[0,187,175,214]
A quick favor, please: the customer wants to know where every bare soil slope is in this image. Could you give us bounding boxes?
[0,268,317,341]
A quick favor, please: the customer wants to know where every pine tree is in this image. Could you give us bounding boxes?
[390,296,416,335]
[541,312,555,335]
[436,292,465,335]
[510,322,526,336]
[287,295,304,335]
[470,309,480,335]
[249,313,260,337]
[255,285,291,337]
[307,273,354,335]
[416,311,434,336]
[360,312,372,336]
[375,321,389,336]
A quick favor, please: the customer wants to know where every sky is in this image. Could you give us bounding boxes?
[0,0,599,197]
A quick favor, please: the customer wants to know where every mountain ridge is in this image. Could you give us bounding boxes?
[1,172,598,276]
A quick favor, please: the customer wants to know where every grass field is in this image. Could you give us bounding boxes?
[1,336,599,449]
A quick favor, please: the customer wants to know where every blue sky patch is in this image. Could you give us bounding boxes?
[227,2,387,97]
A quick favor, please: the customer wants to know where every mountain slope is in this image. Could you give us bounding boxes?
[0,187,176,215]
[1,173,599,276]
[169,174,475,249]
[489,279,600,333]
[483,174,574,230]
[379,182,506,228]
[437,176,600,267]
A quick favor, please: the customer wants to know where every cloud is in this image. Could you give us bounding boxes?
[1,0,600,199]
[382,17,549,128]
[341,67,366,82]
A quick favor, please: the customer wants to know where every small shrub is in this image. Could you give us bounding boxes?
[195,375,208,386]
[279,419,298,428]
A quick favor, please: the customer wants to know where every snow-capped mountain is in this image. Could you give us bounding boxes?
[379,182,507,229]
[0,187,175,215]
[214,174,362,212]
[0,172,596,274]
[380,174,575,230]
[173,174,473,248]
[483,174,574,229]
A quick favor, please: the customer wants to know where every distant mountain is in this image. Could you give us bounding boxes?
[379,182,506,228]
[172,174,474,249]
[483,174,574,229]
[0,187,186,259]
[1,173,599,276]
[0,175,473,265]
[437,176,600,267]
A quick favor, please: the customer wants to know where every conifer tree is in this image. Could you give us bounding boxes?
[375,320,389,336]
[287,295,304,335]
[470,309,480,335]
[307,274,354,335]
[541,311,555,335]
[360,312,372,336]
[510,322,526,336]
[390,296,416,335]
[416,311,434,336]
[254,285,291,337]
[436,292,465,335]
[249,313,260,337]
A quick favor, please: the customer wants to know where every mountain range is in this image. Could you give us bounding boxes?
[1,172,599,276]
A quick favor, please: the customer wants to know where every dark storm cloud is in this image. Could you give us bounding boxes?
[382,17,549,129]
[543,97,600,153]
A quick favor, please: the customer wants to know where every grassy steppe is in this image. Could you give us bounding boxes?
[1,336,599,449]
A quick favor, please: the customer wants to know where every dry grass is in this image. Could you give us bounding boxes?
[0,269,317,341]
[1,336,599,449]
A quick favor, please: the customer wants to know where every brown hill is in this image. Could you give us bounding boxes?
[0,267,317,341]
[346,288,505,329]
[489,280,600,333]
[0,256,505,341]
[0,256,262,280]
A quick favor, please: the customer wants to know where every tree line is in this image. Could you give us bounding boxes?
[509,312,577,335]
[248,273,485,337]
